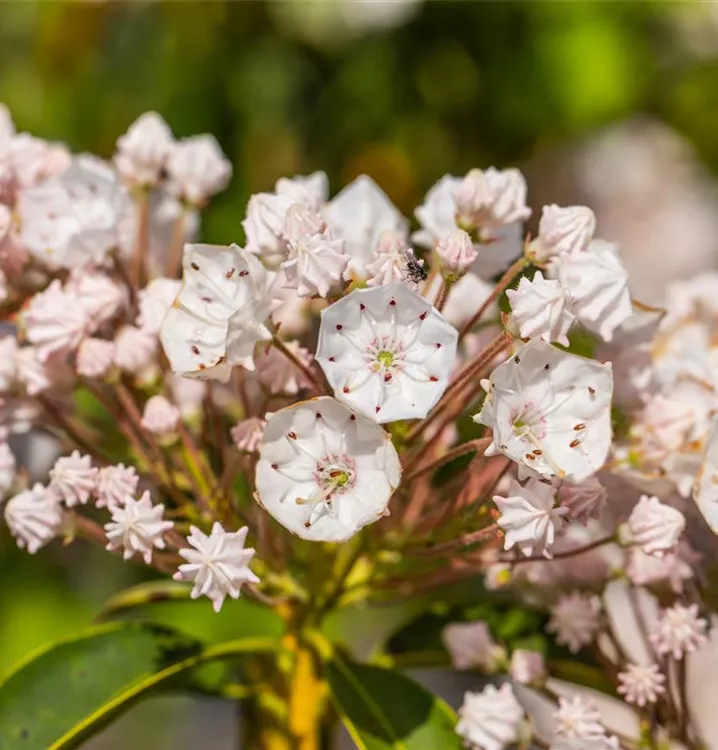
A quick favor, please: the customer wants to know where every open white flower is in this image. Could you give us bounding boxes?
[49,450,97,507]
[557,240,632,342]
[280,203,348,297]
[325,174,408,281]
[547,592,601,653]
[474,340,613,482]
[695,421,718,532]
[506,271,575,346]
[160,243,277,381]
[620,495,685,557]
[173,522,259,613]
[255,396,401,542]
[649,603,708,660]
[456,683,524,750]
[553,695,605,739]
[104,490,173,564]
[316,284,458,423]
[528,204,596,263]
[18,155,130,269]
[494,477,567,558]
[617,663,665,707]
[4,483,64,553]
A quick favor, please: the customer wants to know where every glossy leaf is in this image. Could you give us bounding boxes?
[327,655,462,750]
[0,622,277,750]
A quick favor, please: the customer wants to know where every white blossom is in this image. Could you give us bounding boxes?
[506,271,575,346]
[557,240,632,342]
[115,111,174,187]
[0,442,16,499]
[254,340,313,395]
[281,203,348,297]
[453,167,531,231]
[494,477,566,558]
[105,490,173,564]
[649,603,708,660]
[160,243,278,381]
[547,593,601,653]
[231,418,266,453]
[173,522,259,613]
[316,284,458,423]
[255,396,401,542]
[455,683,524,750]
[18,155,130,269]
[617,663,665,707]
[365,230,420,288]
[243,192,295,264]
[441,621,503,671]
[137,277,182,334]
[528,204,596,263]
[68,270,127,330]
[325,174,408,281]
[49,451,97,507]
[4,483,64,553]
[15,347,73,397]
[76,338,115,379]
[553,695,605,739]
[621,495,685,557]
[474,340,613,482]
[94,464,139,509]
[140,395,180,435]
[509,649,545,685]
[167,134,231,206]
[21,280,89,361]
[275,171,328,211]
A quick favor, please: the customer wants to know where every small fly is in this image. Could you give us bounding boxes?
[403,250,427,284]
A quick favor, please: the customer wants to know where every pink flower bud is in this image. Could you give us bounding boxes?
[529,204,595,262]
[509,649,546,685]
[231,417,266,453]
[115,112,173,187]
[76,338,116,379]
[436,229,477,277]
[621,495,685,557]
[140,395,180,435]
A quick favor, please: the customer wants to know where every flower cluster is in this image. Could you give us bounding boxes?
[2,107,717,750]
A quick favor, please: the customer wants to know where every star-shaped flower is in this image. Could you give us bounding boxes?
[104,490,173,564]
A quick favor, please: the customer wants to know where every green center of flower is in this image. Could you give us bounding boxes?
[329,470,350,487]
[376,350,395,368]
[513,418,526,430]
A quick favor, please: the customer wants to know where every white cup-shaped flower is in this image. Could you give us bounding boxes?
[160,243,277,382]
[474,339,613,482]
[255,396,401,542]
[528,204,596,263]
[315,284,458,423]
[620,495,685,557]
[167,134,232,206]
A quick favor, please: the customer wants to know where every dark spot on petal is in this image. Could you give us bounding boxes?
[544,363,550,370]
[570,439,580,448]
[239,270,249,277]
[288,431,297,440]
[435,343,442,348]
[315,412,322,419]
[271,463,278,470]
[328,356,335,362]
[191,262,199,271]
[429,375,438,382]
[375,406,381,413]
[533,449,543,456]
[225,268,236,279]
[525,453,535,460]
[350,414,356,420]
[336,324,343,331]
[573,423,586,431]
[384,373,392,382]
[342,386,350,394]
[360,303,366,311]
[191,345,200,355]
[514,356,520,364]
[419,312,427,321]
[389,299,396,306]
[588,386,596,396]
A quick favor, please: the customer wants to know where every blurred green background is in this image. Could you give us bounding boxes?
[2,1,718,746]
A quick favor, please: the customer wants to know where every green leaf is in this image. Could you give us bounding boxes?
[327,655,462,750]
[0,622,278,750]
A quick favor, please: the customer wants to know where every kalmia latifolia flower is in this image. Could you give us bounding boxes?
[255,397,401,542]
[617,663,665,707]
[695,421,718,532]
[455,683,524,750]
[453,167,531,231]
[547,592,601,653]
[474,339,613,482]
[316,284,458,423]
[49,451,98,507]
[167,134,232,206]
[553,695,605,739]
[436,228,478,279]
[494,477,567,558]
[113,325,157,375]
[506,271,575,346]
[280,203,348,297]
[556,240,632,342]
[4,483,64,553]
[160,243,277,381]
[76,338,116,378]
[325,174,408,281]
[620,495,685,557]
[140,395,180,436]
[231,417,266,453]
[556,476,608,524]
[173,522,259,613]
[104,490,173,564]
[509,649,546,685]
[365,230,421,288]
[114,111,174,187]
[137,277,182,334]
[441,620,504,671]
[550,737,619,750]
[94,464,139,508]
[649,603,708,660]
[527,204,596,263]
[254,340,313,395]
